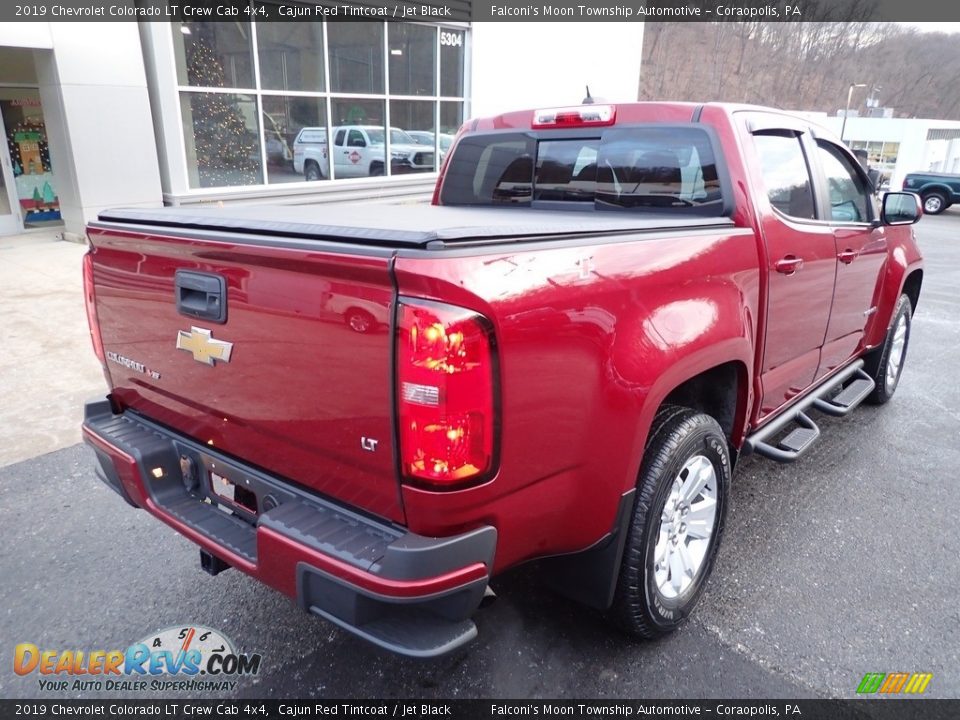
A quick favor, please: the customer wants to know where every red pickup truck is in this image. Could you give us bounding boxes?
[82,102,923,657]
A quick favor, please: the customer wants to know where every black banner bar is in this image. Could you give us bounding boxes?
[5,0,960,22]
[2,700,960,720]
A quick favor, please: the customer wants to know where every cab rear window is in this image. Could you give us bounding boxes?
[440,126,727,215]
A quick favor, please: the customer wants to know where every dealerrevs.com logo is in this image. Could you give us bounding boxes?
[856,672,933,695]
[14,625,262,693]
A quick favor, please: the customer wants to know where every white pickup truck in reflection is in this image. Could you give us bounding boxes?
[293,125,436,181]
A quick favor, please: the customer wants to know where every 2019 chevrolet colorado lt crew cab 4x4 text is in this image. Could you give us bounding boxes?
[82,102,924,657]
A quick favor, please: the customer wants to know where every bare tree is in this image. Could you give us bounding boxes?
[639,19,960,121]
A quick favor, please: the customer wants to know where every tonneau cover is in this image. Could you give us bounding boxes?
[96,204,735,248]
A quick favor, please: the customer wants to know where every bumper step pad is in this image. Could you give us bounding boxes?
[83,399,495,657]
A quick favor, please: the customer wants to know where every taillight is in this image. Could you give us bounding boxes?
[532,104,616,129]
[82,251,106,366]
[396,299,498,489]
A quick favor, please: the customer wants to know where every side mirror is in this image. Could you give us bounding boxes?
[881,191,922,225]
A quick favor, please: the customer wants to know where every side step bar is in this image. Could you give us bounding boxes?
[744,361,875,463]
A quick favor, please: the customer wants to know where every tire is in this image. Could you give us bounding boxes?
[345,308,375,334]
[304,161,323,182]
[369,162,384,177]
[863,294,912,405]
[609,405,730,639]
[922,191,947,215]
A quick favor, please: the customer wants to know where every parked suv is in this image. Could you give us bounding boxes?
[902,170,960,214]
[292,125,435,181]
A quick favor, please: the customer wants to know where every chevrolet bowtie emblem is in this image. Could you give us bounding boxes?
[176,326,233,366]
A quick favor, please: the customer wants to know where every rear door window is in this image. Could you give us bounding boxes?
[752,132,816,220]
[815,140,872,223]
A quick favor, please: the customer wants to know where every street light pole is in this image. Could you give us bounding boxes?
[841,83,867,143]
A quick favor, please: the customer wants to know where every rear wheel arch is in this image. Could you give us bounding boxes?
[537,358,748,612]
[901,269,923,316]
[659,360,749,447]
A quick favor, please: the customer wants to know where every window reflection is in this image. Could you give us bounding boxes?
[753,133,815,220]
[263,96,326,184]
[391,100,437,170]
[174,21,467,189]
[175,22,254,88]
[389,24,435,96]
[328,23,384,94]
[181,92,262,188]
[440,28,464,97]
[256,18,325,92]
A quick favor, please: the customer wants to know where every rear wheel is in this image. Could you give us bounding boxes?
[922,191,947,215]
[863,294,912,405]
[369,162,384,177]
[345,308,375,334]
[304,161,322,182]
[609,406,730,638]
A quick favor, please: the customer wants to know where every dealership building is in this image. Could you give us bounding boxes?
[0,19,644,239]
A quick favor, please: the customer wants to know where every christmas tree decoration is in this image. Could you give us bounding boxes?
[182,25,261,187]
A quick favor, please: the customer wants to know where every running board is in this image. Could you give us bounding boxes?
[811,369,875,417]
[744,361,875,463]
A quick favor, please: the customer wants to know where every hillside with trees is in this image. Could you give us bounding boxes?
[639,22,960,120]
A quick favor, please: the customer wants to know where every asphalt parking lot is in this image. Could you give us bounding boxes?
[1,210,958,701]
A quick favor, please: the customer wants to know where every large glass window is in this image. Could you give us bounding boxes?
[175,22,254,89]
[389,24,435,96]
[172,21,468,189]
[440,101,463,136]
[331,98,383,127]
[328,23,384,94]
[329,99,386,178]
[752,133,815,220]
[440,28,465,97]
[391,100,437,170]
[181,92,262,188]
[262,95,326,184]
[256,20,325,92]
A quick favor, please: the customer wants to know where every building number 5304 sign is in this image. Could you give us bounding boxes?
[440,32,463,47]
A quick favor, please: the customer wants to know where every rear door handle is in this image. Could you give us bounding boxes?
[837,249,859,264]
[774,256,804,274]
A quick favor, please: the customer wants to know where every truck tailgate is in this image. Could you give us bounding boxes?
[87,224,404,523]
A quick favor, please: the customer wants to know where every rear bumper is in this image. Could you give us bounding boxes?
[82,397,495,658]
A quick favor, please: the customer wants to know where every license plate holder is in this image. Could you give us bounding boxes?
[210,470,237,504]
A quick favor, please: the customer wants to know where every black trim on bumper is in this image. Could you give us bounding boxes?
[82,396,496,657]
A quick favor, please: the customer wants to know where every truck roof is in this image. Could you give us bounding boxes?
[95,205,734,249]
[470,100,819,132]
